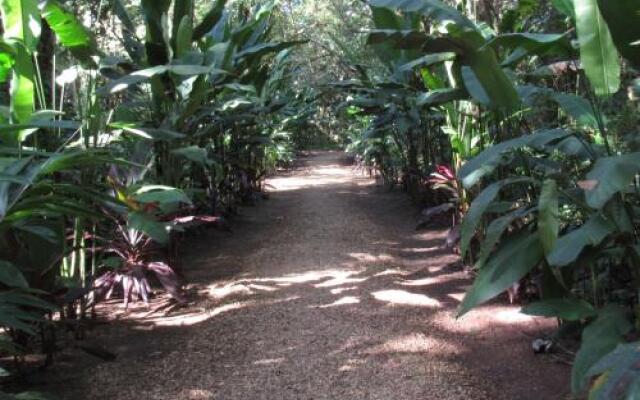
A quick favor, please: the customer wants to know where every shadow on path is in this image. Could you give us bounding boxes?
[43,151,570,400]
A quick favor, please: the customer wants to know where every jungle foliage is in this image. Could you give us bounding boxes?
[0,0,312,397]
[334,0,640,398]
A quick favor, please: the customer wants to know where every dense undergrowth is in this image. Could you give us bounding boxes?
[2,0,640,398]
[337,0,640,398]
[0,0,320,398]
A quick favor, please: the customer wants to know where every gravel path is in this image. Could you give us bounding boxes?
[49,151,570,400]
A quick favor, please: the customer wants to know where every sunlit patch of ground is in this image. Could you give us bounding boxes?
[432,305,557,334]
[315,296,360,308]
[371,289,441,308]
[365,333,459,356]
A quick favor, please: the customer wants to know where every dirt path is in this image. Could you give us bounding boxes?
[49,151,569,400]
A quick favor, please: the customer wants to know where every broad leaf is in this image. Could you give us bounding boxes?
[522,298,596,320]
[587,342,640,400]
[0,0,40,51]
[193,0,227,41]
[459,128,569,188]
[127,211,168,244]
[573,0,620,96]
[458,232,543,317]
[583,152,640,209]
[572,305,631,393]
[547,213,615,267]
[40,0,97,67]
[460,177,533,258]
[369,0,476,30]
[538,179,559,255]
[0,260,28,288]
[597,0,640,68]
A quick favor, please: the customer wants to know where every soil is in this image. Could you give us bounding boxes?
[40,151,571,400]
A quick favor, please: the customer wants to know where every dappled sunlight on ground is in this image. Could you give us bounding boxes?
[365,333,458,356]
[52,152,568,400]
[371,289,441,308]
[149,301,252,327]
[268,164,370,192]
[315,296,360,308]
[435,305,556,334]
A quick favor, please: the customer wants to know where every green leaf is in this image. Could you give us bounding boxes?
[485,32,572,56]
[235,41,308,62]
[193,0,227,41]
[416,88,464,107]
[476,207,534,268]
[133,185,191,212]
[0,260,28,288]
[458,231,543,317]
[586,342,640,400]
[573,0,620,96]
[39,0,97,67]
[7,41,35,126]
[547,213,615,267]
[522,298,596,320]
[174,15,193,58]
[583,152,640,209]
[171,145,210,165]
[0,119,80,133]
[459,128,569,188]
[463,44,521,111]
[399,52,456,71]
[597,0,640,68]
[538,179,559,255]
[97,64,222,95]
[572,305,631,393]
[369,0,476,30]
[0,0,40,51]
[127,211,168,244]
[552,0,576,19]
[460,177,533,258]
[518,85,599,128]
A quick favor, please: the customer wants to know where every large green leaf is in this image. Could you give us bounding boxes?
[458,231,543,317]
[127,211,168,244]
[39,0,97,67]
[0,260,28,288]
[522,298,596,321]
[235,41,308,63]
[459,128,569,188]
[193,0,227,41]
[476,207,534,268]
[457,30,520,111]
[547,213,615,267]
[583,152,640,209]
[0,0,40,51]
[369,0,476,30]
[538,179,559,255]
[518,85,599,128]
[485,32,572,56]
[552,0,576,19]
[573,0,620,96]
[460,177,533,258]
[7,41,35,126]
[572,305,631,393]
[399,52,456,71]
[597,0,640,68]
[587,342,640,400]
[97,64,223,95]
[416,88,464,107]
